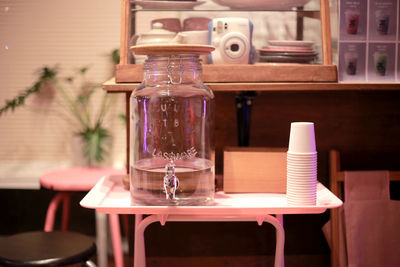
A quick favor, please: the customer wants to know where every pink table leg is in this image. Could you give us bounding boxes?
[133,214,285,267]
[61,193,71,231]
[109,214,124,267]
[44,192,70,232]
[275,214,284,266]
[134,214,145,267]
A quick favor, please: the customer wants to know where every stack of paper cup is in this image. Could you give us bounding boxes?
[287,122,317,206]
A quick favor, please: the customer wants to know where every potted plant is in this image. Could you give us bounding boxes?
[0,65,115,167]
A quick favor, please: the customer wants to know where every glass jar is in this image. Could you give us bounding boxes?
[130,51,215,206]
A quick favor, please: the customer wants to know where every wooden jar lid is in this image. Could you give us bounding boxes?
[130,44,215,55]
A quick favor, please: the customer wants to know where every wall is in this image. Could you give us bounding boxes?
[0,0,125,169]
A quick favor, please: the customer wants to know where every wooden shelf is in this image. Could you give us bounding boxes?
[115,63,338,83]
[103,77,400,93]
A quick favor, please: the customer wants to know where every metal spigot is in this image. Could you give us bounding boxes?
[163,161,179,200]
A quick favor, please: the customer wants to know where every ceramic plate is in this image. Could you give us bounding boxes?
[132,1,206,10]
[268,40,315,47]
[259,52,318,57]
[211,0,311,10]
[260,46,315,53]
[131,44,215,55]
[259,55,316,63]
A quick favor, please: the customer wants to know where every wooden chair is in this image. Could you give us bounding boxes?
[329,149,400,267]
[0,231,96,266]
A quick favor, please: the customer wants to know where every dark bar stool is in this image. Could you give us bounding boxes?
[0,231,96,266]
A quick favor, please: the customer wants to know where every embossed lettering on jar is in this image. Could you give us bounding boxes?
[130,54,215,205]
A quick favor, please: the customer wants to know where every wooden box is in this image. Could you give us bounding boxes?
[223,147,287,193]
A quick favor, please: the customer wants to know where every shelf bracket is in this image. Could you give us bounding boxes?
[158,214,168,226]
[256,215,265,226]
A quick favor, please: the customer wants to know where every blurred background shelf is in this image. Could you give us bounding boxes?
[103,77,400,92]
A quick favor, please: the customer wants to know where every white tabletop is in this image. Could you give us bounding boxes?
[80,175,342,216]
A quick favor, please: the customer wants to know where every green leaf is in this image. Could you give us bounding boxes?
[39,66,58,80]
[78,125,111,166]
[79,67,88,74]
[118,114,127,126]
[111,49,120,65]
[0,66,58,117]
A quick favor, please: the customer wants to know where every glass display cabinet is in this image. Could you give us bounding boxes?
[116,0,337,83]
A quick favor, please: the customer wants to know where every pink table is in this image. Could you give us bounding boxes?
[81,175,342,267]
[40,167,125,267]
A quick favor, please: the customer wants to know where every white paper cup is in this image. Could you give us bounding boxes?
[287,165,317,170]
[287,193,316,199]
[287,171,317,206]
[287,166,317,171]
[287,188,316,194]
[288,164,316,168]
[287,190,316,198]
[287,155,317,159]
[287,159,317,163]
[288,122,316,153]
[288,161,317,165]
[287,172,317,176]
[287,180,316,187]
[288,164,316,169]
[287,194,317,201]
[287,174,317,179]
[287,152,317,157]
[287,193,316,205]
[287,160,317,165]
[287,171,317,177]
[287,181,316,188]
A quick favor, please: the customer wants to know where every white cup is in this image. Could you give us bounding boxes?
[178,30,209,64]
[179,30,209,45]
[288,122,316,153]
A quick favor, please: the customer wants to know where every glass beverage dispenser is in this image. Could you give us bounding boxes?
[130,45,215,205]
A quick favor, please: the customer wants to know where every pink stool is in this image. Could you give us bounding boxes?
[40,167,126,267]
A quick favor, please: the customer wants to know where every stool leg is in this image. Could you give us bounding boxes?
[44,193,68,232]
[83,260,97,267]
[61,193,71,231]
[109,214,124,267]
[96,211,108,267]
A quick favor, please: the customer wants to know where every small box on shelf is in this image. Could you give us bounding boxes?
[223,147,287,193]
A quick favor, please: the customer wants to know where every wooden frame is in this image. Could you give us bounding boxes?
[329,149,400,267]
[116,0,337,83]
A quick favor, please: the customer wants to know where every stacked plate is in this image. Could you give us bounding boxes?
[286,122,317,206]
[132,1,206,10]
[259,40,317,64]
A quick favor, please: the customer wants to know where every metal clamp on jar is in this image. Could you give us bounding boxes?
[130,44,215,206]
